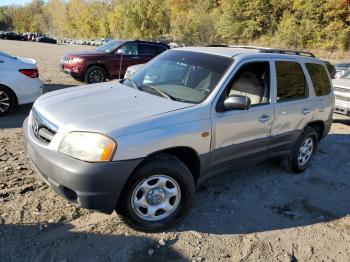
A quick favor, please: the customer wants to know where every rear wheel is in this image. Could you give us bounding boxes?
[0,86,16,116]
[286,127,318,173]
[84,66,107,84]
[117,154,195,231]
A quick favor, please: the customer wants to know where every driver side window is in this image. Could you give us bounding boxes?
[227,61,270,106]
[118,43,138,55]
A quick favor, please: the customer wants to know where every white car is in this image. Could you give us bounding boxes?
[0,51,43,116]
[333,69,350,116]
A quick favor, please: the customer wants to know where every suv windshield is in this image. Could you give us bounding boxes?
[95,40,123,53]
[122,50,233,103]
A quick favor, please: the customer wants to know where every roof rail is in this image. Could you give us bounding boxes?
[232,46,316,58]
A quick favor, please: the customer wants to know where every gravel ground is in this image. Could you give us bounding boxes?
[1,40,350,262]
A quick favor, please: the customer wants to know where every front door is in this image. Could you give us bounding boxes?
[210,59,275,169]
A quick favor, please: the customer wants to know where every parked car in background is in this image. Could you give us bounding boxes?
[60,40,169,83]
[0,51,42,116]
[36,36,57,44]
[335,63,350,78]
[124,63,144,79]
[333,69,350,116]
[25,47,333,231]
[0,31,26,41]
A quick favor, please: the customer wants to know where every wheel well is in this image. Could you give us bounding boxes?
[307,121,324,141]
[0,84,18,105]
[86,64,109,79]
[148,147,201,184]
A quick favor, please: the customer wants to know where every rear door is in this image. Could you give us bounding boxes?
[270,59,315,152]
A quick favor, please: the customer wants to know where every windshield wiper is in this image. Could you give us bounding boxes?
[121,78,141,90]
[140,84,176,101]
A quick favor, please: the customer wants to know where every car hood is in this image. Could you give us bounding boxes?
[34,82,194,134]
[332,79,350,90]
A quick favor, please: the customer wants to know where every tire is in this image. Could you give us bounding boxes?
[84,66,107,84]
[117,153,196,232]
[0,86,16,116]
[286,126,318,174]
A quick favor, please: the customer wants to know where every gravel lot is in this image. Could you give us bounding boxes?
[1,40,350,262]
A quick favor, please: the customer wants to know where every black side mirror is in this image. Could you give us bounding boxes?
[223,95,251,111]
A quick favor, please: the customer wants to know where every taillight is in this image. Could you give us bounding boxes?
[19,69,39,78]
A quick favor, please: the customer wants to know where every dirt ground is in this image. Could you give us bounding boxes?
[1,40,350,262]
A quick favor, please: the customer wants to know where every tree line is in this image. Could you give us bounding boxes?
[0,0,349,51]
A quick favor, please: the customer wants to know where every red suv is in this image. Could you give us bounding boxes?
[60,40,169,84]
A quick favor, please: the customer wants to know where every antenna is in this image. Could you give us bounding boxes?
[118,44,123,79]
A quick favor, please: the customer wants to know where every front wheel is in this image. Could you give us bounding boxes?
[117,154,195,231]
[287,127,318,173]
[84,66,107,84]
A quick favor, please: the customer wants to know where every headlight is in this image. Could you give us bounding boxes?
[58,132,117,162]
[70,57,84,64]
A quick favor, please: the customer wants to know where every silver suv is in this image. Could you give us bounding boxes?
[23,47,334,231]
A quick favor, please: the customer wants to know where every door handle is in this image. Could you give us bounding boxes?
[0,60,3,63]
[301,108,311,115]
[132,56,140,59]
[258,114,271,123]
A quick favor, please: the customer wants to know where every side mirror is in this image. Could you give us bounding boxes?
[117,49,125,55]
[223,95,251,111]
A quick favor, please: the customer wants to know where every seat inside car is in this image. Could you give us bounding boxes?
[229,63,269,105]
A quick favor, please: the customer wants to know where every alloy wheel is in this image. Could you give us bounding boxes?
[0,90,10,114]
[297,137,314,166]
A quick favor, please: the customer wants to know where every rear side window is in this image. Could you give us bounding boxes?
[156,45,168,54]
[306,63,331,96]
[276,61,307,102]
[139,44,159,55]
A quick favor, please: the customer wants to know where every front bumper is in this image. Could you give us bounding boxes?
[60,63,84,80]
[23,117,143,214]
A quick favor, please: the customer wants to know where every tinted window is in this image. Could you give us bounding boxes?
[228,62,270,105]
[119,43,138,55]
[139,44,158,55]
[306,63,331,96]
[276,61,307,102]
[156,45,168,54]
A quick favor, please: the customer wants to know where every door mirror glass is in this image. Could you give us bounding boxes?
[117,49,125,55]
[224,95,251,111]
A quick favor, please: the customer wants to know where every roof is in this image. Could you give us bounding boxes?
[176,46,260,58]
[176,46,316,59]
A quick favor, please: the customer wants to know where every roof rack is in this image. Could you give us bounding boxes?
[232,46,316,58]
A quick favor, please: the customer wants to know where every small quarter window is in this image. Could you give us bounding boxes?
[306,63,331,96]
[276,61,307,102]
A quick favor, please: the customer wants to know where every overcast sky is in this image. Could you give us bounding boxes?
[0,0,35,6]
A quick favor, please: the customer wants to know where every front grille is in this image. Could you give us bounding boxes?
[31,109,58,144]
[61,57,71,64]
